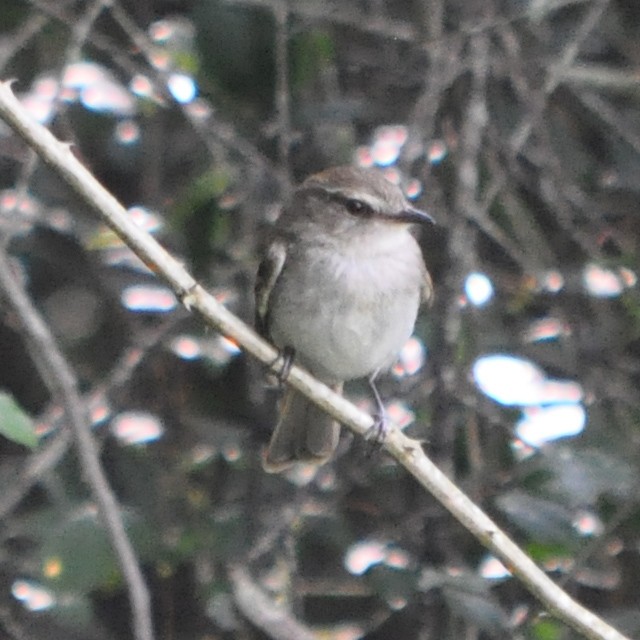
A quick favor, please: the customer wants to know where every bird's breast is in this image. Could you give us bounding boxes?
[268,233,424,382]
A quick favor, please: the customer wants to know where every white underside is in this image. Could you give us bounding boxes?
[268,226,424,382]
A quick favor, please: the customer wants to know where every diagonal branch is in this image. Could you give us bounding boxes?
[0,248,154,640]
[0,80,631,640]
[0,323,176,522]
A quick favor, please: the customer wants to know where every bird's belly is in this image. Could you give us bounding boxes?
[269,253,421,382]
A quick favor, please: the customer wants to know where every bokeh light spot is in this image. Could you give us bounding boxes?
[573,510,604,537]
[43,556,63,579]
[170,335,202,360]
[473,354,583,408]
[583,263,623,297]
[515,404,586,447]
[344,540,388,575]
[478,555,511,580]
[168,73,197,104]
[121,285,178,312]
[524,317,571,342]
[464,272,494,306]
[392,336,425,378]
[427,139,448,164]
[473,354,546,406]
[115,119,140,145]
[128,206,163,233]
[20,76,58,123]
[540,270,565,293]
[130,74,157,100]
[12,580,56,611]
[111,411,164,445]
[404,178,423,199]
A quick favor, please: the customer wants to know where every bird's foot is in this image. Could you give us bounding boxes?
[364,373,389,452]
[268,346,295,388]
[365,410,389,455]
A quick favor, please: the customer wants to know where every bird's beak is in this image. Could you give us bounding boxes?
[397,206,436,225]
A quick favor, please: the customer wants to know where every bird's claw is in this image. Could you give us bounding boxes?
[365,411,389,455]
[268,346,295,388]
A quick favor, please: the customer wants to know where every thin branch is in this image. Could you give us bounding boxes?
[0,323,174,521]
[576,90,640,157]
[11,1,112,202]
[450,31,489,477]
[0,429,72,521]
[509,0,610,152]
[19,0,283,193]
[409,0,462,144]
[486,8,609,260]
[0,12,48,73]
[273,0,292,187]
[229,566,316,640]
[0,80,631,640]
[65,0,111,63]
[0,248,154,640]
[0,604,31,640]
[560,64,640,93]
[222,0,418,41]
[221,0,598,47]
[107,0,289,193]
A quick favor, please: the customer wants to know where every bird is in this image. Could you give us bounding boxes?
[255,165,434,472]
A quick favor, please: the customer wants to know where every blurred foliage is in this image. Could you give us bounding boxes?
[0,392,37,448]
[1,0,640,639]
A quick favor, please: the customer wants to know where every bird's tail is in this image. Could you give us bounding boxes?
[262,383,343,473]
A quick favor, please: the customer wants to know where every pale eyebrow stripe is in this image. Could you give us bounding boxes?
[297,185,384,212]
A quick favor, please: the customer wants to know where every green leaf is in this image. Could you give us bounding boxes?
[531,617,565,640]
[39,507,158,592]
[0,392,38,448]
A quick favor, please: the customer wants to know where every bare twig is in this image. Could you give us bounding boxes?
[17,0,281,193]
[0,13,48,73]
[65,0,111,63]
[273,0,292,187]
[229,566,316,640]
[0,429,72,521]
[11,1,113,201]
[0,80,632,640]
[221,0,598,46]
[410,0,461,142]
[576,90,640,157]
[222,0,418,42]
[448,32,490,477]
[0,323,175,521]
[0,246,154,640]
[509,0,610,152]
[485,4,609,261]
[560,64,640,93]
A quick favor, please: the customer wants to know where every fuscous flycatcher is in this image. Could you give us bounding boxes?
[255,165,433,472]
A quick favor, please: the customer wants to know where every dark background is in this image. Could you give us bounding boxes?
[1,0,640,638]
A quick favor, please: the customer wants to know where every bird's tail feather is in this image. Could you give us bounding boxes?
[263,384,343,473]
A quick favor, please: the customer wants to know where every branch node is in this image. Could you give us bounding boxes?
[179,284,199,311]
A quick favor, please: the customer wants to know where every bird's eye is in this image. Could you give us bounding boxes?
[345,199,374,217]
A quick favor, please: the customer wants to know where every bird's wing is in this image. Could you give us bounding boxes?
[254,238,287,339]
[421,264,434,307]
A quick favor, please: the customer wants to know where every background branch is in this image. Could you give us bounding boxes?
[0,246,154,640]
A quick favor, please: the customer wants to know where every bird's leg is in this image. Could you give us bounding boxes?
[268,346,296,388]
[365,372,388,446]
